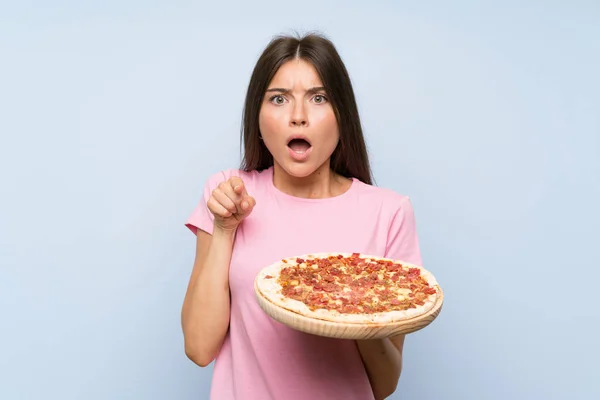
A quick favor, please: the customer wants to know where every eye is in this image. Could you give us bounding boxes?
[269,95,286,105]
[312,94,328,104]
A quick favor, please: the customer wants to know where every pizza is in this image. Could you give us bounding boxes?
[255,252,440,324]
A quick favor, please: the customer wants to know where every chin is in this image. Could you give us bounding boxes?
[281,163,317,178]
[277,158,330,179]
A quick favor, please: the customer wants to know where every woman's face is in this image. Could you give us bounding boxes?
[258,59,339,179]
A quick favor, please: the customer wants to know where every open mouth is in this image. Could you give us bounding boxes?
[287,138,312,154]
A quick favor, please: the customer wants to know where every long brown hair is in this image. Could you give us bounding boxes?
[239,32,374,185]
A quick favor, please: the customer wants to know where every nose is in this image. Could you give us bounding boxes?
[289,102,308,127]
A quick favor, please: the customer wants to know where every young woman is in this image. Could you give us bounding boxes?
[181,33,423,400]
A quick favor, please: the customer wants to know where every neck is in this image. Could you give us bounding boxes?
[272,161,352,199]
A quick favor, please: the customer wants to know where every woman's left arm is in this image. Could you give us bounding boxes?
[356,335,405,400]
[357,196,420,398]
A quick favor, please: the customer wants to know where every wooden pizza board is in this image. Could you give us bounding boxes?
[254,279,444,340]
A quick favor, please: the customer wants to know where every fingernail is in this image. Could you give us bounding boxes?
[241,201,248,209]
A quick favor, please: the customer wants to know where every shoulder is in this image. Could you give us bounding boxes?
[202,167,270,192]
[353,180,414,213]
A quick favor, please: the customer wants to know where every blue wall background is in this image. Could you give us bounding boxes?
[1,1,598,399]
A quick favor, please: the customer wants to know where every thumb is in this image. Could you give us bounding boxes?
[240,194,256,214]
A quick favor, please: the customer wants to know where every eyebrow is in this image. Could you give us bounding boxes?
[265,86,326,94]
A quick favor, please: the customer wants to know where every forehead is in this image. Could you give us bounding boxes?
[268,59,323,88]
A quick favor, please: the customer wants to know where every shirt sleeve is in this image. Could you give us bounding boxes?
[384,196,423,266]
[184,170,228,236]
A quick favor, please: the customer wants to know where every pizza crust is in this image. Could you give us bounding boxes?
[255,252,440,325]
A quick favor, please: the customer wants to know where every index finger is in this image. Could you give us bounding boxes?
[228,176,246,195]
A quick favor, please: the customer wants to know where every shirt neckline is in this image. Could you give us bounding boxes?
[266,166,358,203]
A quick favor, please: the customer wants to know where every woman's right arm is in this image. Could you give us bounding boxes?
[181,176,255,367]
[181,225,236,367]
